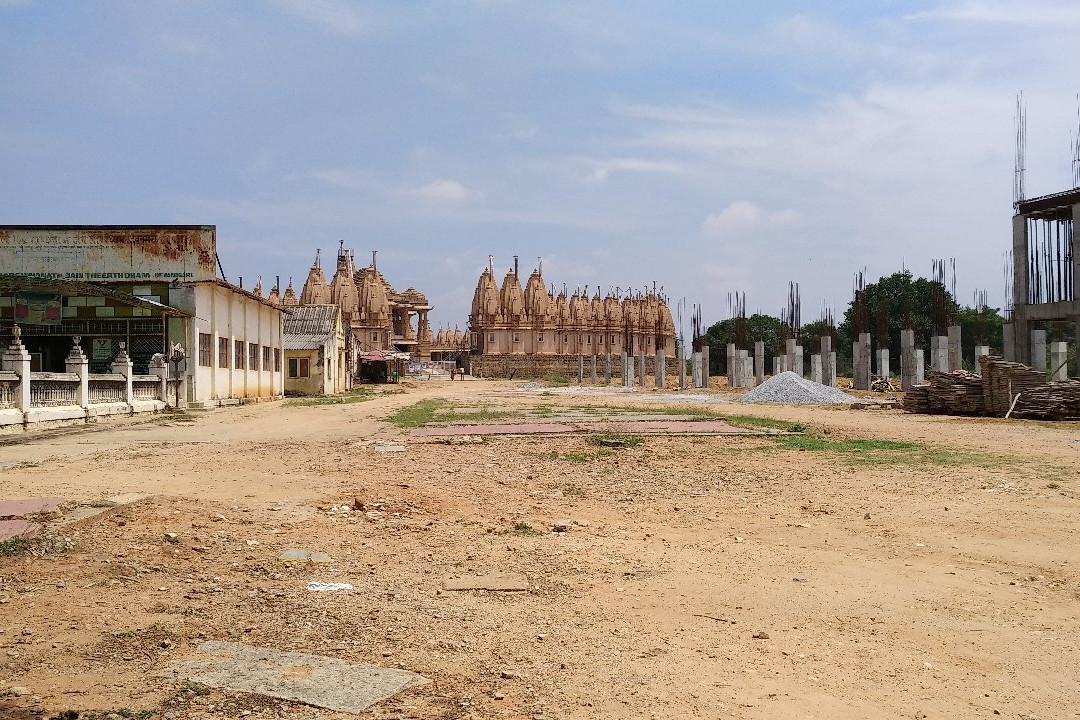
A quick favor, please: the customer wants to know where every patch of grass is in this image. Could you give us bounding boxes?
[501,521,543,537]
[723,415,806,432]
[542,374,573,386]
[179,680,213,697]
[285,387,374,407]
[0,535,31,556]
[151,411,198,423]
[387,398,451,428]
[587,432,643,448]
[762,433,998,467]
[555,481,588,498]
[85,710,156,720]
[436,404,518,423]
[531,405,557,417]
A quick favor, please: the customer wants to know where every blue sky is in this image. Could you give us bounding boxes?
[3,1,1079,332]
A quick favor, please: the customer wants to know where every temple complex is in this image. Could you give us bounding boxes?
[271,246,436,364]
[468,261,676,364]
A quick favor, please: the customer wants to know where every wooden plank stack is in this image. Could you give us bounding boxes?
[1011,379,1080,420]
[925,369,985,415]
[901,384,931,413]
[979,355,1046,415]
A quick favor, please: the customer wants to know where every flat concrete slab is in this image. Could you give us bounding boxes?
[169,641,427,714]
[279,549,332,563]
[443,571,530,591]
[0,519,39,542]
[0,497,65,519]
[411,419,749,437]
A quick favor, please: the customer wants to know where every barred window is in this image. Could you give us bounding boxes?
[218,337,229,369]
[274,348,281,372]
[234,339,244,369]
[249,342,259,371]
[262,345,271,371]
[198,333,212,367]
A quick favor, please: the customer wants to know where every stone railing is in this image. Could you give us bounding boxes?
[1,329,175,429]
[29,372,81,407]
[132,375,161,401]
[0,370,17,410]
[89,374,128,404]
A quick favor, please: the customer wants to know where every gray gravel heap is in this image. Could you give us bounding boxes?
[740,371,856,405]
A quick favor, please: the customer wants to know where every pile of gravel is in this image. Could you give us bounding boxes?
[740,371,855,405]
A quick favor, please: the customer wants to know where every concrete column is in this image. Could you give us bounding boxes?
[678,344,686,389]
[577,355,584,384]
[1050,341,1067,380]
[692,351,702,388]
[1002,323,1015,362]
[786,338,796,376]
[701,345,710,388]
[876,349,890,382]
[1030,330,1046,372]
[736,349,750,387]
[66,338,90,409]
[829,351,837,387]
[819,336,832,386]
[754,340,765,386]
[1012,214,1030,365]
[726,343,736,388]
[932,335,949,372]
[914,348,925,385]
[624,354,635,388]
[810,354,822,384]
[900,329,914,390]
[2,325,32,412]
[605,352,612,385]
[973,346,990,376]
[149,355,169,403]
[794,345,804,377]
[854,333,871,390]
[638,351,647,387]
[591,355,598,385]
[654,349,666,388]
[947,325,962,372]
[772,357,780,375]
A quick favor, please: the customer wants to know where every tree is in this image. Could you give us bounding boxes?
[704,313,785,375]
[836,270,959,375]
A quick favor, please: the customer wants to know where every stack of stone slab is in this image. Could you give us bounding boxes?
[900,384,931,413]
[1009,380,1080,420]
[925,370,985,415]
[979,356,1049,416]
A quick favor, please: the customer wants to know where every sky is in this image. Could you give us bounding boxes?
[2,0,1079,333]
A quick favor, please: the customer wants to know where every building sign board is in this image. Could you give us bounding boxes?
[14,292,61,325]
[0,226,217,282]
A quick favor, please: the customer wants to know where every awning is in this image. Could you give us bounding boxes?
[0,274,191,317]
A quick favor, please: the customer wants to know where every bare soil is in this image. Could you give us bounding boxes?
[1,380,1078,719]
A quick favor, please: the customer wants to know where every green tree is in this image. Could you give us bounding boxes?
[704,313,785,375]
[836,270,959,375]
[958,305,1004,371]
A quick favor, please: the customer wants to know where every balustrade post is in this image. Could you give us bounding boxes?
[149,353,169,404]
[110,341,134,410]
[2,325,31,413]
[66,336,90,409]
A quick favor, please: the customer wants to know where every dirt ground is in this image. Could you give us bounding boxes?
[1,380,1078,719]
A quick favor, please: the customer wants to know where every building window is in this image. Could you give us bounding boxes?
[371,332,378,342]
[218,337,229,369]
[262,346,271,371]
[288,358,309,378]
[274,348,281,372]
[234,339,245,369]
[488,334,495,342]
[537,334,544,342]
[198,333,212,367]
[249,343,259,370]
[610,334,616,344]
[564,335,568,343]
[587,335,592,344]
[513,333,521,343]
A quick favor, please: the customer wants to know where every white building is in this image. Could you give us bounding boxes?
[283,304,348,396]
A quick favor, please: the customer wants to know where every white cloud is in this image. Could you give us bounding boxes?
[701,201,802,238]
[270,0,367,34]
[310,167,378,191]
[908,0,1080,27]
[400,179,484,204]
[579,156,692,184]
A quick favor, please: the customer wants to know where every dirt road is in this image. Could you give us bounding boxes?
[1,380,1078,719]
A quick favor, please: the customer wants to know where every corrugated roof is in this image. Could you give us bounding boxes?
[0,274,191,316]
[284,333,333,350]
[283,304,340,339]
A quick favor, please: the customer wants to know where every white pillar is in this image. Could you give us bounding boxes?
[794,345,804,377]
[914,348,925,385]
[2,325,32,412]
[701,345,710,388]
[726,342,736,388]
[947,325,962,372]
[692,351,702,388]
[876,348,890,381]
[1050,341,1068,381]
[786,338,796,376]
[854,332,871,390]
[973,345,990,376]
[677,345,686,389]
[819,336,832,386]
[754,340,765,386]
[772,356,780,376]
[1002,323,1015,362]
[65,337,90,409]
[1030,330,1047,372]
[150,352,169,403]
[810,354,822,384]
[654,349,666,388]
[110,341,135,409]
[931,335,949,373]
[638,351,647,387]
[900,329,915,391]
